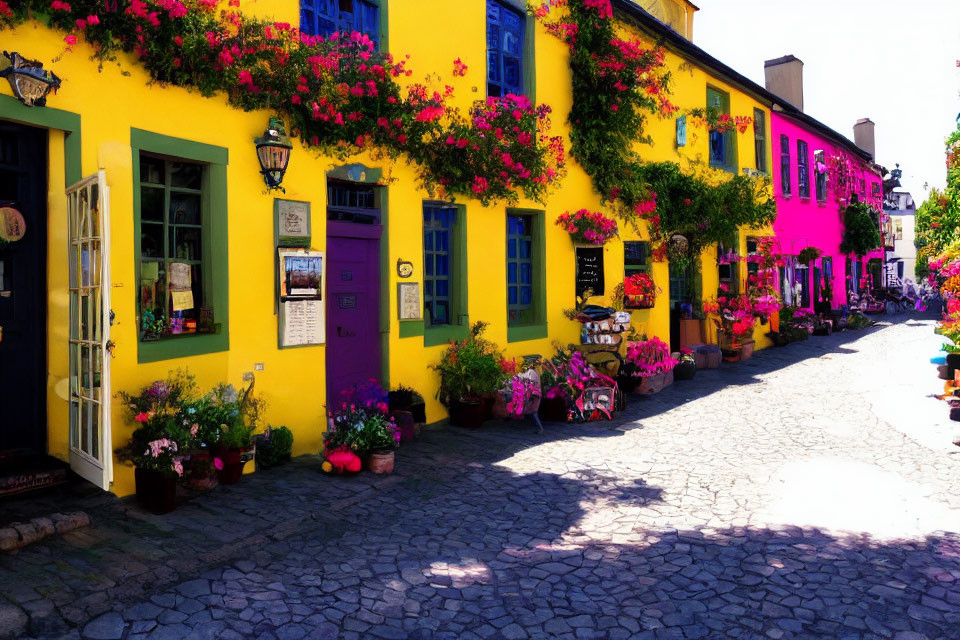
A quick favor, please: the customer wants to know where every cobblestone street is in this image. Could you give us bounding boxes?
[4,316,960,640]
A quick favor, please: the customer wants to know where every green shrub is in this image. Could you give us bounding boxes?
[256,426,294,468]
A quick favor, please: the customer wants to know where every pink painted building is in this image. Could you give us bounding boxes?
[765,56,884,312]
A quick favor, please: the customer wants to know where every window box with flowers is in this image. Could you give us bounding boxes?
[623,272,658,309]
[623,336,678,394]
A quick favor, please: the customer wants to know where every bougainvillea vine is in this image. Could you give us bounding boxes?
[1,0,565,205]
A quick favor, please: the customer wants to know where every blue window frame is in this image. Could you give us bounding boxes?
[797,139,810,198]
[300,0,379,49]
[487,0,524,98]
[507,214,533,324]
[423,205,457,326]
[780,134,791,196]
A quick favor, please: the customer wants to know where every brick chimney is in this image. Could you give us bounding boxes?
[853,118,876,161]
[764,55,804,112]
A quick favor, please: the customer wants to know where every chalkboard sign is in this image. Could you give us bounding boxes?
[575,247,604,298]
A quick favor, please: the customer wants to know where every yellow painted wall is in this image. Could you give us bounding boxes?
[3,3,775,496]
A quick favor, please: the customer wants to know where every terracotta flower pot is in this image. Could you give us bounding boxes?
[366,451,395,474]
[213,446,247,485]
[740,340,755,360]
[135,468,177,515]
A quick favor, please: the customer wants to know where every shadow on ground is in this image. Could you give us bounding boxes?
[2,312,954,640]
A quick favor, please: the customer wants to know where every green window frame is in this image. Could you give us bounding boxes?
[506,210,546,342]
[423,202,468,347]
[753,108,767,173]
[624,240,650,277]
[132,128,228,363]
[707,87,736,172]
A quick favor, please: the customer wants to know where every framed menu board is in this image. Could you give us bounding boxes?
[277,249,325,348]
[575,246,604,298]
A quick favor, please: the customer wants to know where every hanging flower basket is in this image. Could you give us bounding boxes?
[555,209,619,246]
[623,272,659,309]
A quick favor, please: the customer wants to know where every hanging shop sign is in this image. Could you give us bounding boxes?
[0,52,61,107]
[0,207,26,242]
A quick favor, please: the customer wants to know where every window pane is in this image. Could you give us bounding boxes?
[140,186,164,222]
[487,51,500,83]
[141,222,164,258]
[170,227,202,261]
[520,286,532,305]
[508,286,517,305]
[508,261,517,284]
[520,239,531,259]
[507,238,516,258]
[503,57,520,92]
[519,262,531,284]
[170,193,201,225]
[170,162,203,190]
[140,156,164,185]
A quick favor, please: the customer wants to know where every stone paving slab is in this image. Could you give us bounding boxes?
[3,315,960,639]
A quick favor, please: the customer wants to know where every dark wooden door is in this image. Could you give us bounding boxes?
[0,123,48,452]
[325,221,381,406]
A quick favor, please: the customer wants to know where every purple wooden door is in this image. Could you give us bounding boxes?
[326,221,382,407]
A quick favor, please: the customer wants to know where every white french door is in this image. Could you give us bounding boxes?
[67,172,112,490]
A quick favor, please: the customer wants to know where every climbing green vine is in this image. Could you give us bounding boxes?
[531,0,775,255]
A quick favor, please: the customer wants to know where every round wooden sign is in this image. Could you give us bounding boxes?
[0,207,26,242]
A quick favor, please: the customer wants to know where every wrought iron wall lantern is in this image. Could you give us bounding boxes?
[254,117,293,191]
[0,51,61,107]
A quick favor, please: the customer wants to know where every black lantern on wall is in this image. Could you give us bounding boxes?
[254,117,293,191]
[0,51,61,107]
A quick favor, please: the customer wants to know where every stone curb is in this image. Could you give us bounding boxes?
[0,511,91,552]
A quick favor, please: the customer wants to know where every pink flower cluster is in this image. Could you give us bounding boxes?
[555,209,619,245]
[625,337,678,378]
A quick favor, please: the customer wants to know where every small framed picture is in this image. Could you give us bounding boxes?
[275,199,311,247]
[397,282,422,321]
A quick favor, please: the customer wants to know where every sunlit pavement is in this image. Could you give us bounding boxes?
[7,316,960,640]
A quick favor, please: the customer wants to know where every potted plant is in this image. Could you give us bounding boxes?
[538,348,574,422]
[432,322,506,428]
[254,426,294,470]
[493,362,542,419]
[325,394,400,474]
[554,209,619,246]
[115,373,197,514]
[388,385,427,425]
[625,337,679,393]
[207,382,264,485]
[673,348,697,380]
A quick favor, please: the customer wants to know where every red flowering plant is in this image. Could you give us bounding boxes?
[687,108,753,134]
[5,0,563,205]
[706,294,755,346]
[554,209,619,245]
[420,94,566,205]
[622,272,658,309]
[539,346,617,421]
[623,336,678,378]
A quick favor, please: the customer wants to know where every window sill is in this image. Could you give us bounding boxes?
[507,323,548,343]
[138,328,228,364]
[398,320,425,339]
[424,323,469,348]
